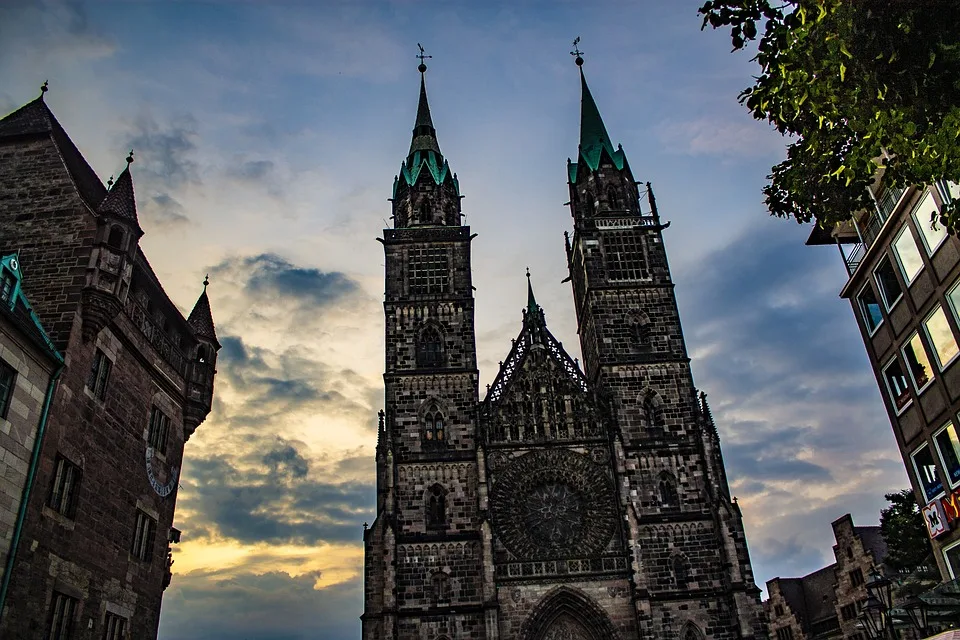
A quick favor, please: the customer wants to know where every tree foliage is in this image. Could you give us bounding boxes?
[880,489,933,574]
[698,0,960,232]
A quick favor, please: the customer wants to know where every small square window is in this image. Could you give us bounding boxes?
[913,191,948,255]
[0,359,15,420]
[892,226,924,285]
[148,407,170,455]
[849,567,864,587]
[47,591,78,640]
[87,349,112,401]
[934,422,960,488]
[882,357,911,413]
[946,280,960,331]
[945,538,960,579]
[131,509,157,562]
[103,612,127,640]
[48,455,82,519]
[856,284,884,334]
[924,306,960,370]
[902,332,934,392]
[874,256,903,310]
[913,442,945,502]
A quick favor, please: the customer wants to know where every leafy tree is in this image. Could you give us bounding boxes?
[698,0,960,232]
[880,489,933,574]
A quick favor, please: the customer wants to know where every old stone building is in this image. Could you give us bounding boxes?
[362,56,766,639]
[0,88,219,638]
[807,174,960,581]
[764,515,888,640]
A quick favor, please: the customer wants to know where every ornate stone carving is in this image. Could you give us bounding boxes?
[491,449,616,560]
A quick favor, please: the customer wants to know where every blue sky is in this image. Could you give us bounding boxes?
[1,1,908,638]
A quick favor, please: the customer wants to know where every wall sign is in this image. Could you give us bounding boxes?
[924,499,948,538]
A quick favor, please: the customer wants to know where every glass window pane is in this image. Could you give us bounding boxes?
[892,227,924,284]
[882,358,911,411]
[946,541,960,579]
[856,285,883,333]
[875,256,903,309]
[924,306,960,369]
[913,443,944,501]
[935,423,960,487]
[948,281,960,328]
[903,332,934,391]
[913,191,948,254]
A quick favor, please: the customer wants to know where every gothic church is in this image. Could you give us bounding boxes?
[362,56,766,640]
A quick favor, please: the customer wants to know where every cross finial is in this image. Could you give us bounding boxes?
[107,175,114,188]
[571,37,584,66]
[40,80,49,96]
[203,274,210,289]
[526,267,531,279]
[126,149,134,165]
[416,43,432,73]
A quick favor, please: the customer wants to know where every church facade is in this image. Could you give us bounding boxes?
[362,59,766,640]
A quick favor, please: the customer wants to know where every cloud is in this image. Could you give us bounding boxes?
[181,437,374,546]
[228,159,276,182]
[160,572,361,640]
[211,253,359,309]
[658,116,786,158]
[140,192,190,228]
[128,112,200,188]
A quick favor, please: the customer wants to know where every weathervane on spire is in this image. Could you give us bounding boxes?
[571,37,584,66]
[416,43,431,73]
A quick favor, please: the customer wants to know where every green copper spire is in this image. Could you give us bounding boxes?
[409,72,440,157]
[578,69,615,171]
[526,268,538,315]
[568,55,628,183]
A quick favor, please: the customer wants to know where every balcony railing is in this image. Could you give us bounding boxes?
[840,185,907,276]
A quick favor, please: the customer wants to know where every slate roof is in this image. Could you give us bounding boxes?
[187,288,219,347]
[393,72,459,198]
[801,564,840,624]
[854,525,889,565]
[97,165,140,227]
[568,68,629,184]
[0,96,107,209]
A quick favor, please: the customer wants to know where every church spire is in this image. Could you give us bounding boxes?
[409,73,440,157]
[568,46,628,183]
[526,268,538,316]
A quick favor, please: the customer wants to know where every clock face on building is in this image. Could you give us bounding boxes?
[490,448,617,560]
[145,447,179,498]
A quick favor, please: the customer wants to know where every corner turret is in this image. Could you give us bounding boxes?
[81,152,143,342]
[183,276,219,439]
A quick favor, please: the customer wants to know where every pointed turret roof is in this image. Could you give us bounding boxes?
[393,64,459,197]
[97,158,141,229]
[526,270,538,317]
[409,75,440,156]
[0,92,107,208]
[568,66,629,183]
[188,280,220,349]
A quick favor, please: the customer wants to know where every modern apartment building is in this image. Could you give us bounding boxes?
[808,178,960,580]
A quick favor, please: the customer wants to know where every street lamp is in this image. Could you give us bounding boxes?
[865,570,895,639]
[902,596,930,638]
[863,595,890,640]
[858,611,881,640]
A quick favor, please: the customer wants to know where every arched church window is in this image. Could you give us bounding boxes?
[196,344,211,364]
[417,326,444,368]
[431,571,450,604]
[606,185,621,210]
[682,623,704,640]
[659,473,678,507]
[641,391,665,428]
[583,191,596,216]
[107,226,125,249]
[673,555,690,587]
[426,484,447,530]
[628,315,651,347]
[424,405,445,443]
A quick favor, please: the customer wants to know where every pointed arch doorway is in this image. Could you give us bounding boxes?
[521,586,621,640]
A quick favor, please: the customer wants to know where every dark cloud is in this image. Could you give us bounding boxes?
[215,335,376,430]
[160,572,361,640]
[722,422,833,486]
[180,438,374,546]
[139,192,190,227]
[211,253,358,308]
[128,112,200,188]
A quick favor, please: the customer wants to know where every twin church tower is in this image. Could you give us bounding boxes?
[362,52,765,640]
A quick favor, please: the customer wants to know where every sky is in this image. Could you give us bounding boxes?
[0,1,910,638]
